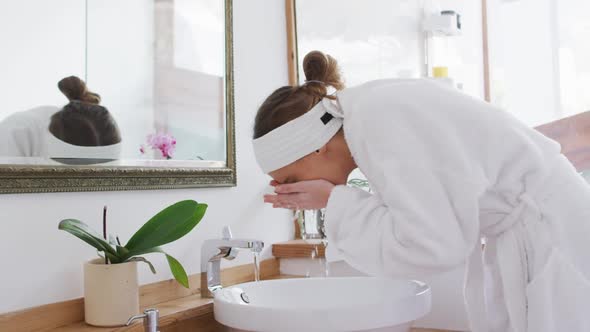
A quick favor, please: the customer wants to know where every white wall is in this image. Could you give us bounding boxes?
[0,0,85,116]
[0,0,292,314]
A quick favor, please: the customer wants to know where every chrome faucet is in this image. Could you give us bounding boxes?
[201,226,264,298]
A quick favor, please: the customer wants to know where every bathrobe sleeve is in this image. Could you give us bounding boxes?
[324,81,487,278]
[0,113,38,156]
[0,106,57,157]
[325,166,482,278]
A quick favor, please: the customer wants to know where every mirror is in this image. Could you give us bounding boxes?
[485,0,590,174]
[289,0,483,98]
[0,0,235,193]
[485,0,590,126]
[291,0,427,86]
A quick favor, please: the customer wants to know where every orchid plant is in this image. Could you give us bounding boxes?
[140,133,177,159]
[58,200,207,288]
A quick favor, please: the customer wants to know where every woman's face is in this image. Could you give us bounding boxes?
[269,155,345,185]
[268,134,356,185]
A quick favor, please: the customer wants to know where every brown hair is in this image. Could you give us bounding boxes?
[253,51,344,139]
[58,76,101,104]
[49,76,121,146]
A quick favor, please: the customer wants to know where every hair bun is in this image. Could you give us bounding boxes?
[58,76,101,104]
[302,51,344,91]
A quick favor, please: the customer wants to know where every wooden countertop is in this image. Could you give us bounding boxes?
[272,239,326,258]
[51,295,213,332]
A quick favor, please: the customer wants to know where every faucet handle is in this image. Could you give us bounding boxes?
[222,225,233,240]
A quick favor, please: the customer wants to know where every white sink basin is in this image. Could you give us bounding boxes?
[214,277,431,332]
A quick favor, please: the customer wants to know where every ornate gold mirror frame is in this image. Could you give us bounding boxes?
[0,0,235,194]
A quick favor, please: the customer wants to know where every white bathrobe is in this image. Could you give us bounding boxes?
[0,106,59,157]
[0,106,122,161]
[324,79,590,332]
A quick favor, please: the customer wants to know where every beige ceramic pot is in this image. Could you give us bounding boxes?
[83,258,139,326]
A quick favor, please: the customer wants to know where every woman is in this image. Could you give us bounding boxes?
[0,76,121,159]
[254,51,590,332]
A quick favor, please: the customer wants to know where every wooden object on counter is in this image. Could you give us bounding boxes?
[272,239,326,258]
[535,111,590,171]
[481,0,490,102]
[293,217,301,239]
[285,0,298,86]
[0,259,280,332]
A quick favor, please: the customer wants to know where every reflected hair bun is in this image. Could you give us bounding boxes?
[58,76,101,104]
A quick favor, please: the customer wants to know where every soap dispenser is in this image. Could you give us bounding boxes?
[126,308,159,332]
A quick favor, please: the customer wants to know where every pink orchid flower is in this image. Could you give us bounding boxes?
[141,133,177,159]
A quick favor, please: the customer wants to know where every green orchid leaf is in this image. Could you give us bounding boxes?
[125,200,207,252]
[96,249,121,264]
[128,257,157,274]
[126,247,189,288]
[58,219,117,257]
[116,245,130,257]
[165,254,189,288]
[105,251,122,264]
[122,246,164,261]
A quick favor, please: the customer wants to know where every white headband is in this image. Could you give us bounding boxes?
[253,97,344,173]
[46,129,122,160]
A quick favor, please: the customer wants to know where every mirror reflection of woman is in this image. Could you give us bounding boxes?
[255,51,590,332]
[0,76,121,159]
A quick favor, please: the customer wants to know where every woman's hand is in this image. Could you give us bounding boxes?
[264,179,336,210]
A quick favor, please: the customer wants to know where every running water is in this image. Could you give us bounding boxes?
[320,239,330,277]
[253,251,261,282]
[305,240,331,278]
[305,248,316,278]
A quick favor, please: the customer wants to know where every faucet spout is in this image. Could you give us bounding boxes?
[200,227,264,298]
